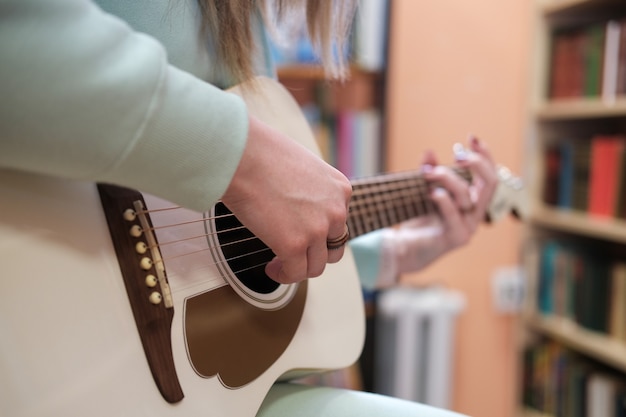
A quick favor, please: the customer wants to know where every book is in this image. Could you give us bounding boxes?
[580,258,611,333]
[615,382,626,417]
[538,241,561,314]
[572,139,592,213]
[609,262,626,342]
[584,23,606,97]
[587,373,617,417]
[336,110,355,178]
[614,141,626,219]
[553,246,573,318]
[352,109,382,178]
[617,19,626,95]
[587,135,626,218]
[543,144,562,206]
[565,362,589,417]
[602,20,622,103]
[352,0,389,72]
[558,141,574,209]
[549,30,586,98]
[549,32,570,98]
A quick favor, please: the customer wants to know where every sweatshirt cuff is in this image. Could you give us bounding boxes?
[350,229,397,290]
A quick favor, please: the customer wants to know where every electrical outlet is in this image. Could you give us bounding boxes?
[491,266,525,314]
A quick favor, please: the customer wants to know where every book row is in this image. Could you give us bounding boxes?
[549,17,626,101]
[523,339,626,417]
[302,103,383,179]
[534,238,626,341]
[543,134,626,220]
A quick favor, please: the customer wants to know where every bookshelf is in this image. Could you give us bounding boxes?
[523,0,626,416]
[272,0,390,181]
[276,66,387,179]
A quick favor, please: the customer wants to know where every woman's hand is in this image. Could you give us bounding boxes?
[381,136,499,279]
[423,135,498,251]
[221,114,352,284]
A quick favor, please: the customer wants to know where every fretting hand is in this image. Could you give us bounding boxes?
[377,136,498,284]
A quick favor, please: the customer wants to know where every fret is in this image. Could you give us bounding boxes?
[347,167,471,239]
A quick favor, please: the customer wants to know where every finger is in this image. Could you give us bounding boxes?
[455,137,499,215]
[307,241,328,278]
[266,252,308,284]
[456,137,497,186]
[469,135,495,164]
[431,187,461,223]
[420,149,439,167]
[426,165,475,211]
[327,243,346,264]
[265,257,284,282]
[430,187,473,246]
[326,223,349,264]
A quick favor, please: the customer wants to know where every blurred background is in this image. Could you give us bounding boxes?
[274,1,626,417]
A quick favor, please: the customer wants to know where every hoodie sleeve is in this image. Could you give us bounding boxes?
[0,0,248,212]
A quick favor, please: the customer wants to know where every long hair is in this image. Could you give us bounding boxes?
[197,0,358,83]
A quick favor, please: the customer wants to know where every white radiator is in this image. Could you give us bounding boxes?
[374,286,465,409]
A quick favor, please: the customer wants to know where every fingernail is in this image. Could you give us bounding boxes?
[431,187,446,198]
[421,164,434,174]
[453,143,469,161]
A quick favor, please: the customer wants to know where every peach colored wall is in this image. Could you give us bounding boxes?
[385,1,533,417]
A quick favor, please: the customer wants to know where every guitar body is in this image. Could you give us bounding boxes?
[0,78,366,416]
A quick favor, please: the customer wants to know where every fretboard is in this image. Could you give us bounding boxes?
[347,167,471,239]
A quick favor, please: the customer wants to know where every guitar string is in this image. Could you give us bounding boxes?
[134,165,470,245]
[131,179,435,272]
[139,178,433,229]
[155,244,275,278]
[127,177,448,278]
[136,167,479,278]
[154,196,429,253]
[150,196,435,280]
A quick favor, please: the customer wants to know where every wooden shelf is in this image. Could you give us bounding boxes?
[526,314,626,373]
[277,64,327,80]
[277,64,382,82]
[539,0,594,13]
[519,408,553,417]
[536,97,626,120]
[539,0,626,17]
[530,205,626,244]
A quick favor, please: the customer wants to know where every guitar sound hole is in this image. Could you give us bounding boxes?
[213,203,280,294]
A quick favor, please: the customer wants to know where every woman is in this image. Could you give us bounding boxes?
[0,0,497,415]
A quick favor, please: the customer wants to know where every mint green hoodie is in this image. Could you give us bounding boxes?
[0,0,385,287]
[1,0,249,212]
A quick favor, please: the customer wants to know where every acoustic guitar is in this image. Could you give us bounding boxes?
[0,76,524,416]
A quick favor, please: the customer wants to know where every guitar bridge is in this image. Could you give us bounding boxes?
[97,184,184,404]
[132,199,174,309]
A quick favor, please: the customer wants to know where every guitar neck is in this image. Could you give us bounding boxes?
[347,167,471,239]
